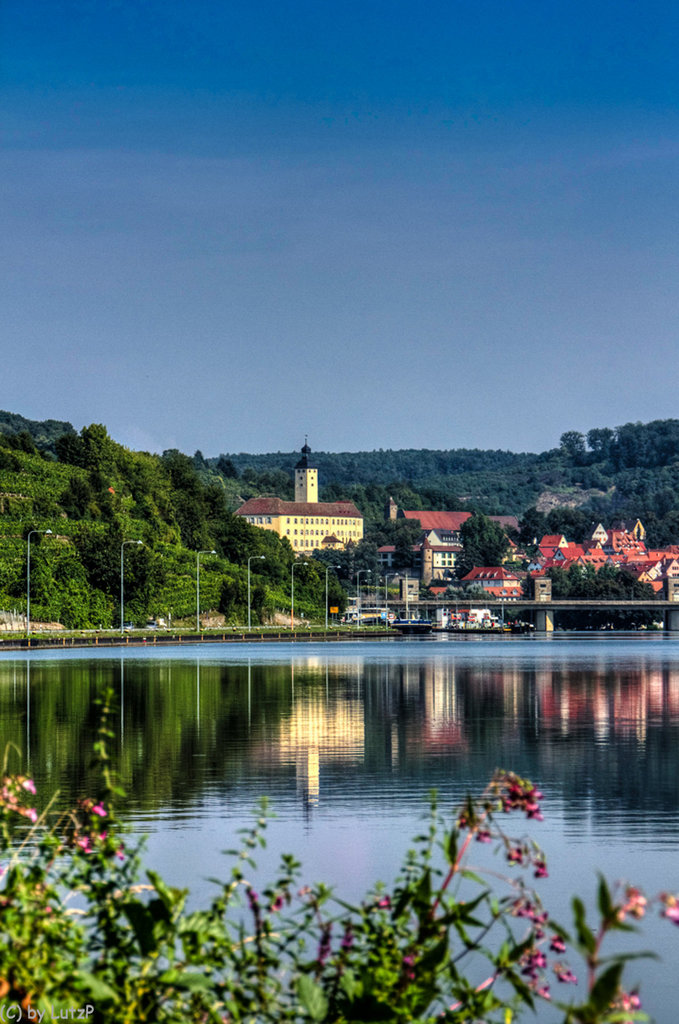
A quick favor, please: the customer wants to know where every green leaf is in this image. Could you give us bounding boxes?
[122,900,158,956]
[460,869,485,886]
[71,971,117,1003]
[158,969,212,991]
[414,868,432,908]
[597,874,613,921]
[339,969,361,1000]
[147,867,186,912]
[419,933,450,973]
[297,975,329,1021]
[572,896,596,954]
[589,962,623,1013]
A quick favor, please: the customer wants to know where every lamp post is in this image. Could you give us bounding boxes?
[291,561,308,629]
[196,549,216,632]
[355,569,371,630]
[120,540,142,633]
[325,564,341,630]
[248,555,265,629]
[384,572,398,626]
[26,529,52,636]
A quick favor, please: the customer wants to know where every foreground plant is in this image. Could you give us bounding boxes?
[0,703,675,1022]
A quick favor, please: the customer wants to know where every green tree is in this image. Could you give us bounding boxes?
[456,513,509,578]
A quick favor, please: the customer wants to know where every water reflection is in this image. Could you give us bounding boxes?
[0,642,678,838]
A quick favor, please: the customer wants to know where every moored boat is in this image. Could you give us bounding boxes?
[390,619,433,635]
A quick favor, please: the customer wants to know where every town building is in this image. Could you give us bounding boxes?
[460,566,523,598]
[235,443,364,556]
[378,503,519,584]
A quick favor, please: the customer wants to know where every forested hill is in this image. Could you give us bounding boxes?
[3,408,679,532]
[214,419,679,524]
[217,447,531,486]
[0,411,75,455]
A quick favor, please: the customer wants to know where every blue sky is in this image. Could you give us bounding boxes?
[2,1,679,457]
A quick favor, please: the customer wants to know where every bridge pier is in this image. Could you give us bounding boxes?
[535,608,554,633]
[664,578,679,631]
[664,609,679,632]
[532,577,554,632]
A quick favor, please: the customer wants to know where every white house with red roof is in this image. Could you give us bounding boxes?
[460,567,523,598]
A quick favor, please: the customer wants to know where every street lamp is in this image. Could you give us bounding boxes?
[248,555,265,629]
[325,564,341,630]
[196,549,216,632]
[384,572,398,626]
[120,540,143,633]
[355,569,371,630]
[291,560,308,629]
[26,529,52,636]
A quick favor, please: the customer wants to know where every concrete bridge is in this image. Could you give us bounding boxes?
[387,577,679,633]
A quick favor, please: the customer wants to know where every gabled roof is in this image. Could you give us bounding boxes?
[462,567,521,582]
[538,534,567,549]
[403,510,471,531]
[402,510,519,532]
[577,551,611,565]
[236,497,363,518]
[555,543,585,560]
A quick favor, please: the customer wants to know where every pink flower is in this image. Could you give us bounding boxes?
[377,896,391,909]
[21,779,36,795]
[91,803,107,818]
[27,808,38,824]
[618,886,646,921]
[76,837,92,853]
[549,935,566,954]
[533,859,548,879]
[554,966,577,984]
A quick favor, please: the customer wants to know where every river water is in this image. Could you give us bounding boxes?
[2,633,679,1020]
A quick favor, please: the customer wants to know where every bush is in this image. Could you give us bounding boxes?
[0,701,676,1022]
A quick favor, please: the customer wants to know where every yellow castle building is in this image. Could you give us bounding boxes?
[235,442,364,555]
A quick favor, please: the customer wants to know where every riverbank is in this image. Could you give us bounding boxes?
[0,626,394,651]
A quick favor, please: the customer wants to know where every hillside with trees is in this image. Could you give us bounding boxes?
[215,419,679,548]
[2,411,679,628]
[0,421,344,630]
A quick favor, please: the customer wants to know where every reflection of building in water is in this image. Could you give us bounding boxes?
[416,660,465,753]
[534,662,679,744]
[266,672,365,811]
[297,746,320,807]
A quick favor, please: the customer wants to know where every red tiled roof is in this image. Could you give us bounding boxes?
[403,510,518,532]
[557,543,585,559]
[462,567,520,582]
[539,534,567,548]
[403,510,471,530]
[236,497,363,518]
[577,551,610,565]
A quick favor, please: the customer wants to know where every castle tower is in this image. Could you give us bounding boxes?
[294,441,318,503]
